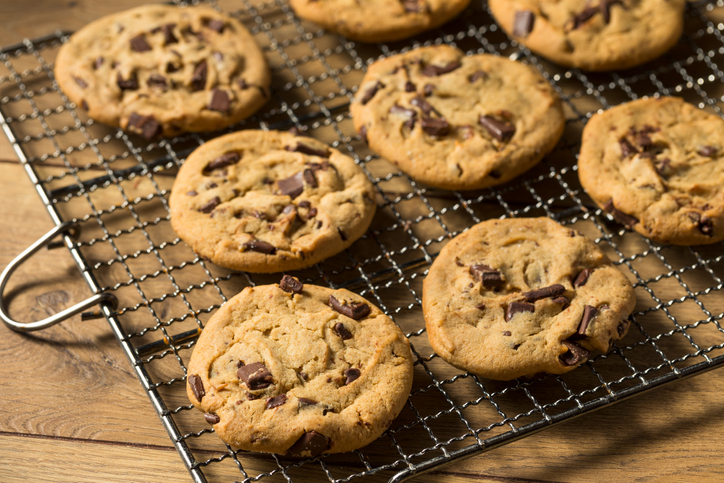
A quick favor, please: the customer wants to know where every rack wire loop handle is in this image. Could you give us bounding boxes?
[0,221,118,332]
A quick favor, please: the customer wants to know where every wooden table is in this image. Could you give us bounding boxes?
[2,1,724,482]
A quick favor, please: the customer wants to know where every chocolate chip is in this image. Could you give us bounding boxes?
[698,146,718,157]
[93,56,104,69]
[285,143,330,158]
[479,115,516,142]
[117,72,139,91]
[360,81,383,105]
[502,330,512,336]
[423,83,435,96]
[421,61,462,77]
[206,18,225,33]
[243,240,277,255]
[359,125,368,144]
[411,95,435,115]
[278,172,305,199]
[208,89,230,112]
[246,392,260,400]
[198,197,221,214]
[654,158,671,176]
[302,168,317,188]
[130,34,152,52]
[147,74,167,90]
[600,0,622,23]
[421,116,450,137]
[344,368,361,385]
[186,190,198,196]
[570,6,599,30]
[522,284,566,302]
[188,374,205,402]
[505,302,535,322]
[488,170,502,179]
[404,81,416,92]
[513,10,535,37]
[559,340,589,366]
[204,412,220,424]
[266,394,287,409]
[636,132,652,150]
[337,228,347,241]
[127,112,162,140]
[334,322,353,340]
[469,70,487,82]
[603,199,639,229]
[699,217,714,236]
[469,264,505,289]
[476,303,486,310]
[74,77,87,89]
[619,138,638,158]
[205,152,241,173]
[237,362,273,390]
[573,268,592,287]
[552,296,570,309]
[577,305,597,336]
[191,61,208,91]
[389,105,417,129]
[329,295,370,320]
[298,397,317,407]
[287,431,330,457]
[280,275,303,294]
[402,0,427,13]
[161,23,178,45]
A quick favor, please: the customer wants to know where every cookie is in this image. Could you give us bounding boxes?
[186,280,414,456]
[169,130,377,272]
[488,0,685,71]
[54,5,270,139]
[288,0,471,43]
[350,45,565,191]
[423,217,636,380]
[578,97,724,245]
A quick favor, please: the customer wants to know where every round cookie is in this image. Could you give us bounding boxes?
[488,0,685,71]
[423,217,636,381]
[169,130,377,273]
[54,5,270,139]
[288,0,471,43]
[578,97,724,245]
[350,45,565,191]
[186,280,414,456]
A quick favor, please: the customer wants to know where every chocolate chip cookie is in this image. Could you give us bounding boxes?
[54,4,270,139]
[169,130,377,272]
[350,45,565,191]
[288,0,470,43]
[186,280,414,456]
[423,217,636,380]
[578,96,724,245]
[488,0,685,71]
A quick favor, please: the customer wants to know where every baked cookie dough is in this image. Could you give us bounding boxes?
[54,4,270,138]
[423,217,636,380]
[169,130,377,272]
[288,0,470,43]
[350,45,565,191]
[578,97,724,245]
[186,280,414,456]
[488,0,685,71]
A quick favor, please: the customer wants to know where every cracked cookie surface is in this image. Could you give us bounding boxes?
[578,97,724,245]
[488,0,685,71]
[54,4,270,138]
[350,45,565,191]
[288,0,470,43]
[169,130,377,272]
[423,217,635,380]
[186,281,414,456]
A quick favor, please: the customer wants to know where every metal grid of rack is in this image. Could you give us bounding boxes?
[2,0,724,481]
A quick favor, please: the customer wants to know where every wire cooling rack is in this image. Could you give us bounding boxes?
[2,0,724,481]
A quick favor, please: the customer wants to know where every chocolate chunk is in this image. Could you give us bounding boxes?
[117,72,139,91]
[266,394,287,409]
[573,268,592,287]
[147,74,167,90]
[423,83,435,96]
[577,305,597,336]
[699,217,714,236]
[206,18,225,33]
[359,124,368,144]
[198,197,221,214]
[161,23,178,45]
[285,143,330,158]
[130,34,152,52]
[469,70,487,82]
[337,227,347,241]
[205,152,241,173]
[513,10,535,37]
[188,374,205,402]
[334,322,353,340]
[405,81,416,92]
[344,368,361,385]
[505,301,535,322]
[552,296,570,309]
[74,77,87,89]
[402,0,426,13]
[570,6,599,29]
[243,240,277,255]
[479,115,516,142]
[191,61,208,91]
[619,138,638,158]
[204,412,220,424]
[559,340,589,366]
[209,89,231,112]
[280,275,303,294]
[469,264,505,289]
[522,284,566,303]
[698,146,718,157]
[421,116,450,137]
[298,397,317,407]
[237,362,274,390]
[81,99,88,111]
[360,81,383,105]
[421,61,462,77]
[600,0,621,24]
[278,171,305,199]
[127,112,162,140]
[411,95,435,115]
[389,104,417,129]
[603,199,639,228]
[654,158,671,176]
[636,131,652,150]
[302,168,317,188]
[329,295,370,320]
[287,431,330,457]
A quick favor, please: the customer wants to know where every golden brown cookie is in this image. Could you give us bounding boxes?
[186,280,414,456]
[578,97,724,245]
[423,217,636,380]
[350,45,565,191]
[488,0,685,71]
[169,130,377,272]
[288,0,471,43]
[54,5,270,138]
